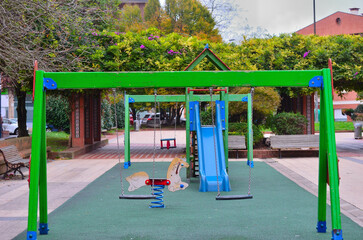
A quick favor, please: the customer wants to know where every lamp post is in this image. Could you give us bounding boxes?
[313,0,316,35]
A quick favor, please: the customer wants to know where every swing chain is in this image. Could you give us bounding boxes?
[210,87,220,196]
[174,102,177,139]
[152,89,157,194]
[114,89,124,196]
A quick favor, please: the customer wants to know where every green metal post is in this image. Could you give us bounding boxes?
[27,70,45,239]
[322,69,342,237]
[220,88,229,170]
[185,88,191,178]
[247,94,253,166]
[317,85,328,232]
[38,87,49,234]
[124,94,130,167]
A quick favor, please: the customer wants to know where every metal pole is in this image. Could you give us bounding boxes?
[0,73,2,138]
[313,0,316,35]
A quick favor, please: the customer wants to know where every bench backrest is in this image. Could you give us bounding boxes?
[0,145,24,163]
[270,135,319,149]
[228,135,246,149]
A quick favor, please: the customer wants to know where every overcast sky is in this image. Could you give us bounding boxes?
[231,0,363,35]
[160,0,363,40]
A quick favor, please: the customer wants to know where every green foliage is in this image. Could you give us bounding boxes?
[267,112,308,135]
[116,5,143,32]
[355,104,363,113]
[342,108,354,117]
[315,121,354,132]
[46,131,69,152]
[101,98,115,130]
[46,95,70,133]
[144,0,162,23]
[101,97,125,130]
[229,87,280,124]
[77,31,362,93]
[351,104,363,121]
[228,122,264,145]
[200,108,214,125]
[164,0,220,41]
[115,100,125,129]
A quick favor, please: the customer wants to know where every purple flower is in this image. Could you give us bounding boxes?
[155,36,159,39]
[115,43,118,46]
[303,50,310,58]
[150,34,153,36]
[140,45,145,49]
[353,72,358,78]
[114,32,120,35]
[148,37,153,40]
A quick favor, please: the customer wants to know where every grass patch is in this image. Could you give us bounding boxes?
[46,131,69,152]
[315,121,354,132]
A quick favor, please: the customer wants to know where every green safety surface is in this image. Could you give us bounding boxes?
[15,162,362,240]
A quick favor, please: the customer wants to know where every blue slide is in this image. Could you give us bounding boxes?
[191,101,231,192]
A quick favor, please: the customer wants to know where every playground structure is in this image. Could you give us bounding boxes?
[123,91,253,184]
[27,47,342,240]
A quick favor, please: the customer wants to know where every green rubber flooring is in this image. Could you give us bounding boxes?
[15,162,362,240]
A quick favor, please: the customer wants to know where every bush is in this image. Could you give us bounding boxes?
[355,104,363,113]
[228,122,264,145]
[101,99,115,130]
[342,108,354,117]
[46,95,70,133]
[349,104,363,121]
[268,112,307,135]
[200,108,214,125]
[101,98,125,130]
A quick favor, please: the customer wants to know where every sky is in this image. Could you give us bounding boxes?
[160,0,363,40]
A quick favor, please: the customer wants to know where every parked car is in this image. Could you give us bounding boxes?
[2,118,19,135]
[141,113,159,125]
[146,114,162,128]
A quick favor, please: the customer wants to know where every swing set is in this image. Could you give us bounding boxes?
[27,47,342,240]
[121,87,254,202]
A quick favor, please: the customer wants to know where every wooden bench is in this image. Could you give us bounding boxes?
[228,135,246,158]
[0,145,29,179]
[270,134,319,158]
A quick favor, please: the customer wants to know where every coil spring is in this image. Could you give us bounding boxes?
[150,185,165,208]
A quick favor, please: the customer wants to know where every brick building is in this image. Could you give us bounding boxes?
[296,8,363,122]
[296,8,363,36]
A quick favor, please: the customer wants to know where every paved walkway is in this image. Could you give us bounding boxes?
[0,131,362,239]
[79,130,186,160]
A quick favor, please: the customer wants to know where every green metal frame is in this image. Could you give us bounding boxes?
[124,93,253,173]
[28,68,341,240]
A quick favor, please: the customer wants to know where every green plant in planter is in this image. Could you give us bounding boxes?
[268,112,308,135]
[228,122,264,145]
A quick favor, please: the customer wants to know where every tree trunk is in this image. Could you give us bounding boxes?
[15,89,29,137]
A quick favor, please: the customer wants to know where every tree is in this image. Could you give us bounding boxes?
[0,0,114,137]
[164,0,221,41]
[116,5,144,32]
[144,0,162,28]
[229,87,281,125]
[200,0,237,33]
